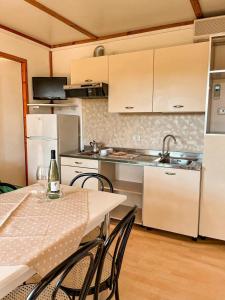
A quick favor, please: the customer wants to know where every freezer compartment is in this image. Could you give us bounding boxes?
[27,138,58,184]
[27,114,58,139]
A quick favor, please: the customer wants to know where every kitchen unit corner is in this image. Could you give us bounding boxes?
[200,35,225,241]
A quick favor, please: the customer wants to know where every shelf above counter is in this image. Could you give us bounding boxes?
[27,103,78,108]
[209,69,225,73]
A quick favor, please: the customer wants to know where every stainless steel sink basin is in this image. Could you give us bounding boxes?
[156,157,194,166]
[78,151,96,156]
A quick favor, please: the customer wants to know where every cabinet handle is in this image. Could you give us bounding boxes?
[125,106,134,109]
[165,172,176,175]
[74,162,82,165]
[173,105,184,108]
[85,79,92,82]
[75,171,82,174]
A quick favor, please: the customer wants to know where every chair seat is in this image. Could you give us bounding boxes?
[25,227,102,286]
[61,251,113,290]
[2,283,69,300]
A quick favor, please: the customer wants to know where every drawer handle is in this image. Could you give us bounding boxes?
[74,162,82,165]
[165,172,176,175]
[173,105,184,108]
[125,106,134,109]
[75,171,82,174]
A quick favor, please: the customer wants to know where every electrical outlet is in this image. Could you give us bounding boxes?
[217,108,225,115]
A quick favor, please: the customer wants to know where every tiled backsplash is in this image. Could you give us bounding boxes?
[82,99,205,153]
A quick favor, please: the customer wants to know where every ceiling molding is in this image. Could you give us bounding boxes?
[24,0,97,39]
[190,0,203,18]
[0,51,27,63]
[51,20,194,48]
[52,38,97,48]
[0,23,51,48]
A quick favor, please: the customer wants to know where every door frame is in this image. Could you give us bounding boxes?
[0,51,29,185]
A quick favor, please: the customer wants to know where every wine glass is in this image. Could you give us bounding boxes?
[36,166,48,183]
[35,166,48,200]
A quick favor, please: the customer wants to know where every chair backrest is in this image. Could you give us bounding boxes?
[27,239,103,300]
[94,206,137,300]
[0,182,18,194]
[70,173,114,193]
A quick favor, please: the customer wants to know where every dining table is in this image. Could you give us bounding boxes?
[0,184,127,299]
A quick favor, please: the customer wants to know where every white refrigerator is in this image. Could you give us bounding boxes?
[26,114,79,184]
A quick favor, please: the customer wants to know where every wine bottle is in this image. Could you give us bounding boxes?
[48,150,60,199]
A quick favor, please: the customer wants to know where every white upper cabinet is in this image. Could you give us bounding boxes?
[71,56,108,84]
[153,42,209,112]
[108,50,154,113]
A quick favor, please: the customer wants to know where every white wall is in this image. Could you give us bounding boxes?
[52,25,194,79]
[0,59,25,185]
[0,30,50,102]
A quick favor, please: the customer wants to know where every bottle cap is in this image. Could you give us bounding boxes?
[51,150,56,159]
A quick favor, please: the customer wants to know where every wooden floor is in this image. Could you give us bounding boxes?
[118,225,225,300]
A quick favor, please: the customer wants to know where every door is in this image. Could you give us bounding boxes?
[71,56,108,84]
[143,166,200,237]
[200,135,225,240]
[27,138,58,184]
[0,59,25,186]
[108,50,154,113]
[153,42,209,112]
[26,114,58,139]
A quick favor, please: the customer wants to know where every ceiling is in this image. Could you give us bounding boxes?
[0,0,225,48]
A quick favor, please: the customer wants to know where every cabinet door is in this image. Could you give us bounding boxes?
[200,135,225,240]
[71,56,108,84]
[61,165,99,190]
[143,166,200,237]
[153,42,209,112]
[108,50,153,113]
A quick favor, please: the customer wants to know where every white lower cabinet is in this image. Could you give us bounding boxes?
[61,157,99,190]
[143,166,200,237]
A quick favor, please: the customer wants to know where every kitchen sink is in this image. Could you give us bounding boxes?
[156,157,195,166]
[78,151,96,156]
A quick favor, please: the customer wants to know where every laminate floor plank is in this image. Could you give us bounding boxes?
[118,226,225,300]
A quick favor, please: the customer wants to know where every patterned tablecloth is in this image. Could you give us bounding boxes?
[0,184,88,276]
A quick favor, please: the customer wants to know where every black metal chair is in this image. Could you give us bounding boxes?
[2,239,103,300]
[0,182,18,194]
[61,206,137,300]
[70,173,114,243]
[70,173,114,193]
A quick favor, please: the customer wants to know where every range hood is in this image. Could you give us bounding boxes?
[64,82,108,99]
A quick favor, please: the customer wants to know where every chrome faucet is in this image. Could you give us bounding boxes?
[161,134,177,158]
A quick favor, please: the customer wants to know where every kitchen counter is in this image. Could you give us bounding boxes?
[60,148,202,171]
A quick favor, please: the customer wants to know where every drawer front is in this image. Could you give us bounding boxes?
[61,157,98,169]
[61,165,99,190]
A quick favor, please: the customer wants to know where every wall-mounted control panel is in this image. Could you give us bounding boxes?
[209,79,225,133]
